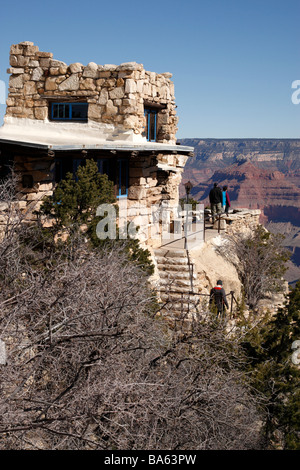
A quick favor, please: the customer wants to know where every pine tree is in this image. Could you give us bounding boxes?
[39,159,154,274]
[41,159,116,229]
[241,281,300,449]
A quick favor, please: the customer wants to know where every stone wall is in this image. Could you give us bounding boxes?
[223,208,261,234]
[13,153,55,217]
[7,149,188,250]
[6,41,178,142]
[125,152,189,248]
[1,41,193,250]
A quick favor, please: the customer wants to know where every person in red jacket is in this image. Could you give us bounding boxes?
[209,280,229,316]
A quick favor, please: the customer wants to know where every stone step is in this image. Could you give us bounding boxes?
[155,256,189,265]
[160,292,204,301]
[154,248,187,258]
[160,298,206,308]
[158,285,194,293]
[158,271,196,280]
[157,263,190,272]
[160,307,202,320]
[159,278,192,287]
[154,247,202,320]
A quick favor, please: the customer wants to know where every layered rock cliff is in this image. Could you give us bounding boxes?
[179,138,300,284]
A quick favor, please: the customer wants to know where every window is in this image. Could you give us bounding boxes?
[116,159,128,198]
[22,174,34,188]
[55,157,129,198]
[50,102,88,122]
[0,153,13,180]
[97,158,128,198]
[144,108,157,142]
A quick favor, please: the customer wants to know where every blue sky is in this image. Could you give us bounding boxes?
[0,0,299,138]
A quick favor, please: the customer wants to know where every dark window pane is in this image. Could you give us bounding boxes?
[149,112,156,141]
[58,105,63,118]
[22,174,34,188]
[117,159,128,196]
[53,104,58,119]
[64,104,70,118]
[58,104,66,119]
[144,108,157,141]
[73,159,85,176]
[97,158,116,185]
[55,158,74,182]
[71,103,88,120]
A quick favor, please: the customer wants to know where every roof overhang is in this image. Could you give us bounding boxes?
[0,137,194,156]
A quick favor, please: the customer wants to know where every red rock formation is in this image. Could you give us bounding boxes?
[179,139,300,283]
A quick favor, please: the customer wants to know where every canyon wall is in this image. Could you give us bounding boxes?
[179,138,300,284]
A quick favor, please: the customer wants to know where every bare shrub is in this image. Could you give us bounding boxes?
[0,247,265,449]
[216,225,290,310]
[0,176,265,450]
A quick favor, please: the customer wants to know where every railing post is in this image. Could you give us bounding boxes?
[230,291,234,316]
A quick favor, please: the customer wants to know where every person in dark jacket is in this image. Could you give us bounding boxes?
[209,183,222,223]
[209,280,229,316]
[222,185,231,215]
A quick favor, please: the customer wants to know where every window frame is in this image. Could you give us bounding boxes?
[116,158,129,199]
[50,102,88,122]
[54,156,129,199]
[144,108,157,142]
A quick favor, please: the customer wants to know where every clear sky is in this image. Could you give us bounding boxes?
[0,0,299,138]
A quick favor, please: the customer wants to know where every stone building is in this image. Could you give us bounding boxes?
[0,41,194,248]
[0,42,275,321]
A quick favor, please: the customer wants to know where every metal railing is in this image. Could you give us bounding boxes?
[204,212,226,237]
[160,289,239,318]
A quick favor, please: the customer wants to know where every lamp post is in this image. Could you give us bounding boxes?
[184,181,193,250]
[184,180,193,205]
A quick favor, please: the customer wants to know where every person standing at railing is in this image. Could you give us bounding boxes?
[209,183,222,223]
[222,185,231,215]
[209,280,229,316]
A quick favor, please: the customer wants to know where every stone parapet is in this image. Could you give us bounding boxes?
[210,208,261,234]
[223,208,261,234]
[6,41,178,142]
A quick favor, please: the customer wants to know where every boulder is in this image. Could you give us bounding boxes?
[58,74,80,91]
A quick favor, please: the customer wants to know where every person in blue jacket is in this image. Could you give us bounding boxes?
[222,185,231,215]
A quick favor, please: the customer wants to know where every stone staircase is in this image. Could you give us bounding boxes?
[154,247,206,321]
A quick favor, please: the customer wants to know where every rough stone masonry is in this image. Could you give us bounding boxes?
[6,41,178,141]
[0,42,194,250]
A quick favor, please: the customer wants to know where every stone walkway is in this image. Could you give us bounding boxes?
[160,222,222,250]
[154,209,263,320]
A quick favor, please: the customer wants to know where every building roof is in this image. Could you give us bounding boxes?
[0,117,194,155]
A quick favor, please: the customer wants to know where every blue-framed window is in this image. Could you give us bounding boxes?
[55,157,129,198]
[50,102,88,122]
[144,108,157,142]
[116,159,129,198]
